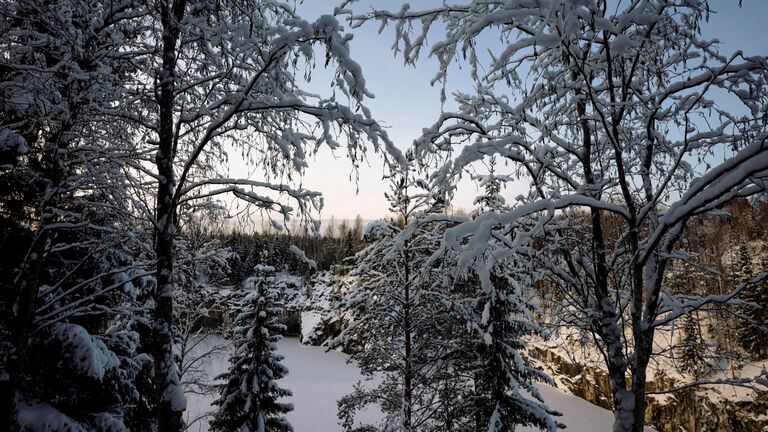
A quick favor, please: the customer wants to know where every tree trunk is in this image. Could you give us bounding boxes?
[473,372,483,431]
[629,327,654,432]
[597,284,636,432]
[153,212,183,431]
[152,1,186,429]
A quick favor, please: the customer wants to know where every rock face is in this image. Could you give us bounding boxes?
[646,389,768,432]
[530,347,768,432]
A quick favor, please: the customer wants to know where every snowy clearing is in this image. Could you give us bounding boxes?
[185,336,652,431]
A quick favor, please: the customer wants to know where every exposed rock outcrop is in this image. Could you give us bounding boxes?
[530,347,768,432]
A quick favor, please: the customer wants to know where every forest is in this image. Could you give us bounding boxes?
[1,1,767,431]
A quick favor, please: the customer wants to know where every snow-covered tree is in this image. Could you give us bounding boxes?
[333,166,448,431]
[340,1,768,431]
[211,265,293,432]
[736,242,768,358]
[457,249,559,431]
[0,0,147,426]
[108,0,405,426]
[676,313,707,379]
[733,244,754,287]
[473,157,507,214]
[335,161,557,431]
[4,229,155,431]
[666,259,709,378]
[428,171,559,431]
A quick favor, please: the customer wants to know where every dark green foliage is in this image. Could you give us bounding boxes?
[469,272,558,432]
[341,228,357,260]
[211,267,293,432]
[676,313,708,379]
[737,242,768,358]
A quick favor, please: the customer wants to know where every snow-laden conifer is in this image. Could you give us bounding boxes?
[735,242,768,358]
[333,163,450,431]
[211,265,293,432]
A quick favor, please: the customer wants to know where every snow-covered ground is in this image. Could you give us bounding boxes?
[185,335,649,431]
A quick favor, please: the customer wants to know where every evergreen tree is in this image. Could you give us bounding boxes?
[473,156,507,214]
[334,167,449,431]
[340,227,356,260]
[733,243,753,287]
[676,313,708,379]
[665,258,709,378]
[463,265,559,432]
[464,176,559,431]
[738,242,768,358]
[211,265,293,432]
[733,243,755,354]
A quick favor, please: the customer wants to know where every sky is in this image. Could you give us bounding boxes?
[228,1,768,223]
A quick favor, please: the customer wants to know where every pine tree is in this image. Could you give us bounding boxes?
[334,166,450,431]
[211,265,293,432]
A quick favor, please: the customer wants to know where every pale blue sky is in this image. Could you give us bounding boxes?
[229,1,768,222]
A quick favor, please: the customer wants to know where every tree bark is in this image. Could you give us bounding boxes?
[152,1,187,430]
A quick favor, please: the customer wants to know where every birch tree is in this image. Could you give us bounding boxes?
[114,1,402,428]
[339,1,768,431]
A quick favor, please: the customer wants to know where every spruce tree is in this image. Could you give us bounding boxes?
[676,313,708,379]
[460,180,559,431]
[734,243,753,287]
[733,243,756,354]
[738,242,768,358]
[473,157,507,214]
[211,265,293,432]
[465,267,559,432]
[666,259,709,378]
[341,228,356,260]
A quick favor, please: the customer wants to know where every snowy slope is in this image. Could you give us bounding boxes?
[185,336,651,431]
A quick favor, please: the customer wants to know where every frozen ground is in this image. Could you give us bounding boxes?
[185,335,650,431]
